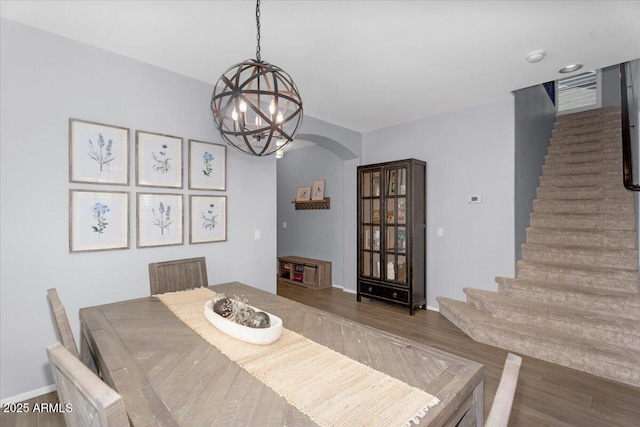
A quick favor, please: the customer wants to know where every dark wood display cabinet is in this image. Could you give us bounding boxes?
[357,159,426,315]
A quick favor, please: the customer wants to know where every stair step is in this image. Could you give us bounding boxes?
[436,296,640,388]
[516,260,640,295]
[532,198,633,214]
[536,185,630,200]
[538,172,622,188]
[496,276,640,320]
[555,106,620,122]
[529,212,636,231]
[521,242,639,270]
[553,110,620,130]
[544,148,620,165]
[525,227,637,250]
[551,128,620,145]
[542,160,622,176]
[547,138,618,155]
[552,120,620,137]
[463,288,640,351]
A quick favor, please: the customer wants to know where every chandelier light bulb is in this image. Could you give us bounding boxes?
[276,111,283,123]
[239,100,247,113]
[232,107,238,121]
[269,99,276,115]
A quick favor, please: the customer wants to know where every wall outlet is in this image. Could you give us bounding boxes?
[282,222,287,229]
[468,195,482,203]
[437,227,444,237]
[254,229,261,240]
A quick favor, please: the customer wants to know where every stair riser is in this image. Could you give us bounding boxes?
[465,293,640,351]
[554,114,620,130]
[525,230,637,250]
[539,173,621,187]
[533,200,633,214]
[536,188,630,200]
[498,284,640,320]
[552,121,620,137]
[529,215,635,231]
[471,324,640,388]
[514,269,639,295]
[516,261,640,286]
[551,130,620,145]
[521,248,638,270]
[547,139,618,154]
[542,162,622,176]
[544,150,620,165]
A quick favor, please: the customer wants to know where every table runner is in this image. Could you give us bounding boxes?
[156,288,439,427]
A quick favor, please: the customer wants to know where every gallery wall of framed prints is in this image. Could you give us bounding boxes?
[68,117,228,253]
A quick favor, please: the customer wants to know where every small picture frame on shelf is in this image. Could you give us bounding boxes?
[136,130,183,188]
[136,193,183,248]
[69,118,129,185]
[69,189,129,253]
[188,140,226,190]
[189,195,227,244]
[386,211,394,223]
[296,186,311,201]
[372,209,381,223]
[311,179,325,200]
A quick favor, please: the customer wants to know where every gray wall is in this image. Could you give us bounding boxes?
[363,98,517,308]
[602,64,622,107]
[630,59,640,276]
[0,19,279,400]
[514,85,557,260]
[277,145,345,286]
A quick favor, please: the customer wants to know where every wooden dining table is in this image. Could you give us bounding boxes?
[79,282,483,427]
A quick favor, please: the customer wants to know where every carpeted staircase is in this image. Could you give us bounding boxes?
[437,106,640,388]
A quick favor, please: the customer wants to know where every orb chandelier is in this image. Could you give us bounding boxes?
[211,0,303,156]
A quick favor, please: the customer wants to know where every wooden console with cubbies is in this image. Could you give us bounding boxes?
[277,256,332,289]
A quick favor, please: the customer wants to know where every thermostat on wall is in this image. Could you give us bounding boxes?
[468,195,482,204]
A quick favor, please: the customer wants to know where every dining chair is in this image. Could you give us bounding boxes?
[148,256,208,295]
[485,352,522,427]
[47,288,80,360]
[46,341,129,427]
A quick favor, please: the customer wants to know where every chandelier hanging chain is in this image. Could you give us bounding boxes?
[255,0,261,62]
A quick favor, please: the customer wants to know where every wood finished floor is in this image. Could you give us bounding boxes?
[4,281,639,427]
[278,281,640,427]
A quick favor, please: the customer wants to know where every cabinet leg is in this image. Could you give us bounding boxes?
[357,295,361,302]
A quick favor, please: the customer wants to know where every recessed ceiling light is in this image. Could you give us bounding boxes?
[559,64,583,73]
[526,50,546,63]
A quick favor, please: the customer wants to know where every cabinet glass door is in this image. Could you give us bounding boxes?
[383,165,408,284]
[360,170,381,279]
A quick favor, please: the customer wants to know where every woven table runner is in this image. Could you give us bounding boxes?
[156,288,439,427]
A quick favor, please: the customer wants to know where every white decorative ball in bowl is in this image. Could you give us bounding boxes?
[204,301,283,345]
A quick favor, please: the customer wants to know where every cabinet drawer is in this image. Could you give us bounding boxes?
[359,282,409,304]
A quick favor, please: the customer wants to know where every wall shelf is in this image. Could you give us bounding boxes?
[291,197,330,210]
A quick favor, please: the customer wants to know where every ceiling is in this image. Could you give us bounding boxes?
[2,1,639,133]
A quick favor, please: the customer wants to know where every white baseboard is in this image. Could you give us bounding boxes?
[1,384,56,405]
[427,305,440,312]
[331,284,357,294]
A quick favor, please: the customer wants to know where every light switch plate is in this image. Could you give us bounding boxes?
[254,229,261,240]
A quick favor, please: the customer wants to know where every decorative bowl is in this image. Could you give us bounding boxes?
[204,301,283,345]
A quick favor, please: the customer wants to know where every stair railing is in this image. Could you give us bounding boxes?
[620,62,640,191]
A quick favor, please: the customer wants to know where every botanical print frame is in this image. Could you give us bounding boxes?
[136,130,183,188]
[69,189,129,253]
[311,179,325,200]
[190,195,227,244]
[136,193,184,248]
[296,186,311,201]
[69,118,129,185]
[188,140,226,190]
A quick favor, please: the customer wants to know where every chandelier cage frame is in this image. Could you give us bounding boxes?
[210,0,303,157]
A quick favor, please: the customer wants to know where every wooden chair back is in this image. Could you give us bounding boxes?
[46,341,129,427]
[148,257,208,295]
[47,288,80,359]
[485,353,522,427]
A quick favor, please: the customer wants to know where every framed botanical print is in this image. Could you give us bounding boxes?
[188,140,226,190]
[311,179,325,200]
[69,189,129,252]
[296,186,311,201]
[69,118,129,185]
[190,195,227,244]
[136,130,183,188]
[136,193,183,248]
